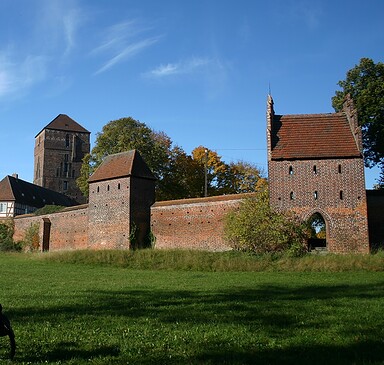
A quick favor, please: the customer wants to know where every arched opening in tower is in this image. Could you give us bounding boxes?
[307,212,327,252]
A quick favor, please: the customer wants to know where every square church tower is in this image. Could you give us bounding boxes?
[34,114,90,204]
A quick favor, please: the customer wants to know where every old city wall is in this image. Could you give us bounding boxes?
[151,194,249,251]
[13,205,88,251]
[11,189,380,253]
[11,195,245,252]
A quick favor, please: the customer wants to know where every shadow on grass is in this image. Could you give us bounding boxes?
[7,281,384,364]
[16,342,120,363]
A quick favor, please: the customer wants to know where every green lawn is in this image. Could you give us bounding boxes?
[0,253,384,364]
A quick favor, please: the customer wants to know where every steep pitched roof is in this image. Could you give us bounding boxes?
[88,150,156,183]
[0,175,77,208]
[271,112,362,160]
[35,114,90,137]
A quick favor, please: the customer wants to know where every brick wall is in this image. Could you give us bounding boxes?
[13,204,88,251]
[88,177,132,249]
[151,194,249,251]
[268,158,370,253]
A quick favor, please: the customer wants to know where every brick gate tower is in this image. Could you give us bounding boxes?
[34,114,90,204]
[266,95,370,253]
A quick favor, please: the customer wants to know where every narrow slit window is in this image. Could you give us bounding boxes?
[118,183,121,190]
[313,165,317,174]
[107,185,110,191]
[338,164,342,173]
[314,191,318,200]
[290,191,294,200]
[340,191,343,200]
[289,166,293,175]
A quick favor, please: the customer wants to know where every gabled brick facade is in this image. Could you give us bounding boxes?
[267,95,370,253]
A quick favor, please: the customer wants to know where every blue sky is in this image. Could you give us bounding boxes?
[1,0,383,188]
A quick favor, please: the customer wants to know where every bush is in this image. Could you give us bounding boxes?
[224,190,308,256]
[34,205,65,216]
[23,223,40,251]
[0,221,21,252]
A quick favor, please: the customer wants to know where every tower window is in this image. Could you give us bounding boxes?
[118,183,121,190]
[340,191,343,200]
[290,191,295,200]
[65,134,70,147]
[107,185,110,191]
[63,181,68,191]
[338,164,342,173]
[289,166,293,175]
[314,191,318,200]
[313,165,317,174]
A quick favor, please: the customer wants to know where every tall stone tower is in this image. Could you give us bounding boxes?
[34,114,90,204]
[266,95,370,253]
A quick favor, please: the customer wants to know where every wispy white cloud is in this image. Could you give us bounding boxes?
[145,57,211,78]
[144,56,231,100]
[93,20,160,75]
[37,0,84,56]
[0,0,83,99]
[284,1,323,30]
[0,52,47,97]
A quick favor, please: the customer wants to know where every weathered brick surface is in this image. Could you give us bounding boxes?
[88,178,131,249]
[88,176,155,249]
[151,194,248,251]
[13,205,88,250]
[34,128,90,204]
[268,158,370,253]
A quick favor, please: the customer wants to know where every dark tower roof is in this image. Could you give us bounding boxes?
[0,175,77,208]
[88,150,156,183]
[35,114,90,137]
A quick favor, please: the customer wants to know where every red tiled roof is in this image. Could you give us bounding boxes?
[88,150,156,183]
[271,112,361,160]
[36,114,90,137]
[0,176,16,201]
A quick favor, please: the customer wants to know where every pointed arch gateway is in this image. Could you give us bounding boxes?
[307,212,327,251]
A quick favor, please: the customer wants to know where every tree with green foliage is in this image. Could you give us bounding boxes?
[77,117,172,197]
[332,58,384,184]
[224,189,309,256]
[156,146,203,201]
[77,118,266,200]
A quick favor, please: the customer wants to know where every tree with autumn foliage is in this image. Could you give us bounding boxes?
[191,146,266,196]
[77,118,266,200]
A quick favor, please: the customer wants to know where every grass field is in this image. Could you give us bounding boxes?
[0,251,384,364]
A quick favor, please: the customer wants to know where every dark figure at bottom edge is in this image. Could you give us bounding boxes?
[0,304,16,360]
